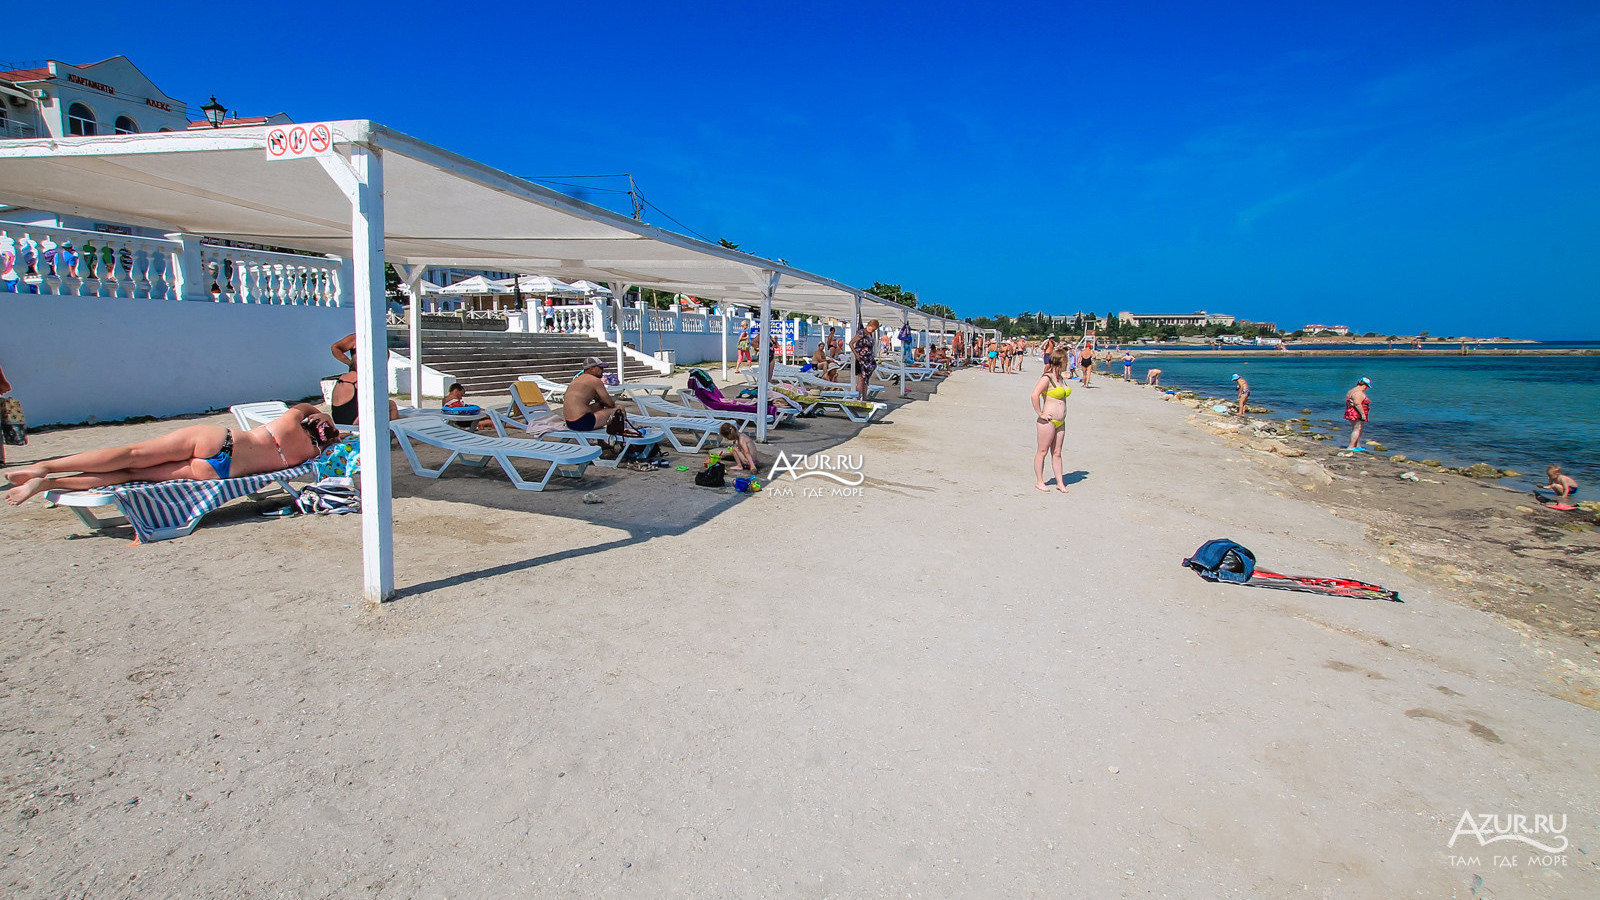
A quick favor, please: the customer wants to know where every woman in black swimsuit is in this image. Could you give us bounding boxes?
[328,333,398,425]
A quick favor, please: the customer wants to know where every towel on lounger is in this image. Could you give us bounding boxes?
[101,463,317,542]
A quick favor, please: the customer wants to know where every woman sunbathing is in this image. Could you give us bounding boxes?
[6,403,340,506]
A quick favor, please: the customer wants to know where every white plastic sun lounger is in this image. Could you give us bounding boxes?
[671,388,801,428]
[634,393,760,434]
[772,364,884,399]
[390,417,599,490]
[770,384,887,423]
[496,382,667,467]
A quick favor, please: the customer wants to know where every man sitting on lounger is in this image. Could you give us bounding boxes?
[563,357,622,432]
[6,404,340,506]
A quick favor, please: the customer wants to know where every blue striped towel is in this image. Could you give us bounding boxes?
[100,463,317,542]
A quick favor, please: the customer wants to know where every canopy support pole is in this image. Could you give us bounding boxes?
[756,271,778,443]
[606,282,633,380]
[318,146,393,605]
[396,264,426,409]
[720,304,729,380]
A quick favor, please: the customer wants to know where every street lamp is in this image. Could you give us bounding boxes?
[200,95,227,128]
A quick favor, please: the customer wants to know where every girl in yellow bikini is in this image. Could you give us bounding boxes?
[1031,349,1072,493]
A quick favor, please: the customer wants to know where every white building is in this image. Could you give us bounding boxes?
[0,57,194,139]
[1116,310,1236,328]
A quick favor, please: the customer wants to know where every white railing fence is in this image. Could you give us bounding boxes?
[1,225,344,306]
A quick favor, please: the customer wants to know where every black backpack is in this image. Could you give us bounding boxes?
[694,462,726,487]
[1182,539,1256,584]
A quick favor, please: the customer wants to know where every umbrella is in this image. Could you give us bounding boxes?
[567,279,613,297]
[505,274,581,295]
[436,274,510,295]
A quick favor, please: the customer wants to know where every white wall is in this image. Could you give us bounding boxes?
[0,293,353,425]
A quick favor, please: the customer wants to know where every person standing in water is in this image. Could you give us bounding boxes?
[1031,350,1072,493]
[1122,349,1135,380]
[1233,373,1250,418]
[1344,377,1372,449]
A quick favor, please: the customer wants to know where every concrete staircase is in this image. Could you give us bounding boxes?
[387,329,663,395]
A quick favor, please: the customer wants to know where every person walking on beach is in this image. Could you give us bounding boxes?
[1041,336,1056,369]
[1344,377,1372,449]
[1078,341,1094,387]
[1031,350,1071,493]
[1233,374,1250,419]
[852,319,879,399]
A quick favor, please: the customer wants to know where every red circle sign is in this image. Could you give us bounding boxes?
[308,124,331,153]
[287,126,309,155]
[266,128,288,157]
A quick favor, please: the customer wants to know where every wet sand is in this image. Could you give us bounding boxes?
[2,368,1596,897]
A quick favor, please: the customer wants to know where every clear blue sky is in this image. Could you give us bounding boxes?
[10,2,1599,337]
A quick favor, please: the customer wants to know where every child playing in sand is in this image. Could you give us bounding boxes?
[718,423,759,472]
[1539,466,1579,504]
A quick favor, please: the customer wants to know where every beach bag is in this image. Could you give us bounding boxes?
[295,478,360,515]
[1181,539,1256,584]
[0,396,26,446]
[694,462,726,487]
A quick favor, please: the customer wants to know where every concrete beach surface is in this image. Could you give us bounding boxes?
[2,369,1597,897]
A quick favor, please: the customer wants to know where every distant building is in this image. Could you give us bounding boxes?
[0,56,289,142]
[1116,310,1236,328]
[1302,324,1351,335]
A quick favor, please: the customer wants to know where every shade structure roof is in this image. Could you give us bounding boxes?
[435,274,508,295]
[0,121,968,329]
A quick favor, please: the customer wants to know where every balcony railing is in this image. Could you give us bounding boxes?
[0,119,38,140]
[0,225,344,305]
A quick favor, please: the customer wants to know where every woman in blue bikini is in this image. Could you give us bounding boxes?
[5,403,339,506]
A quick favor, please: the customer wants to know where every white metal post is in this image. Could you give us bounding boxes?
[397,264,426,408]
[320,146,394,604]
[756,271,778,443]
[720,304,729,380]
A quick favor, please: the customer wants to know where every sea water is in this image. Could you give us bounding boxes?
[1131,354,1600,494]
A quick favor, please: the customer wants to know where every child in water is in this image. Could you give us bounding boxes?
[718,422,760,472]
[1539,465,1579,504]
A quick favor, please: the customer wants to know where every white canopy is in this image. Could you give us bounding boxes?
[0,121,970,327]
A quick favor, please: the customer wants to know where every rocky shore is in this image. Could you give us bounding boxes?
[1148,382,1600,682]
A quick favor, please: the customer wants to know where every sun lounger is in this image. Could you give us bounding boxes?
[769,385,887,423]
[518,374,569,401]
[494,381,667,467]
[45,462,317,542]
[390,417,600,490]
[634,393,762,434]
[772,364,883,398]
[231,401,290,430]
[874,360,939,382]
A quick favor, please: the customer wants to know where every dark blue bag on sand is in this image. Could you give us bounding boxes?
[1182,539,1256,584]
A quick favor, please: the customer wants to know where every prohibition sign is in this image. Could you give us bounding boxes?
[266,128,288,157]
[286,126,309,155]
[307,124,332,153]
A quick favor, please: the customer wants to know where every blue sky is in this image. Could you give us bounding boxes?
[10,2,1599,337]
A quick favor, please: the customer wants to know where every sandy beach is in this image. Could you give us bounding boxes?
[3,367,1597,897]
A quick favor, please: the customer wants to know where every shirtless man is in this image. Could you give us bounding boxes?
[1144,368,1162,387]
[6,404,339,505]
[1233,374,1250,418]
[562,357,622,432]
[1344,377,1372,449]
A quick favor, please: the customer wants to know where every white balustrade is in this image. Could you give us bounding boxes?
[197,244,343,305]
[541,304,598,335]
[0,224,344,306]
[1,227,174,299]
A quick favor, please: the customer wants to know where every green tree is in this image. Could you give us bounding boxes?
[865,282,919,308]
[384,263,404,302]
[718,238,741,251]
[921,302,956,319]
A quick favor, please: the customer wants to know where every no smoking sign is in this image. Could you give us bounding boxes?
[265,122,338,161]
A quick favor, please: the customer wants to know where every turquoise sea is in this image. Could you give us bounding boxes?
[1129,353,1600,495]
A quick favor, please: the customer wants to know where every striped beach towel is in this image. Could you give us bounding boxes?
[100,463,317,542]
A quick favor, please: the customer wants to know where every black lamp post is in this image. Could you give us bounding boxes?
[200,95,227,128]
